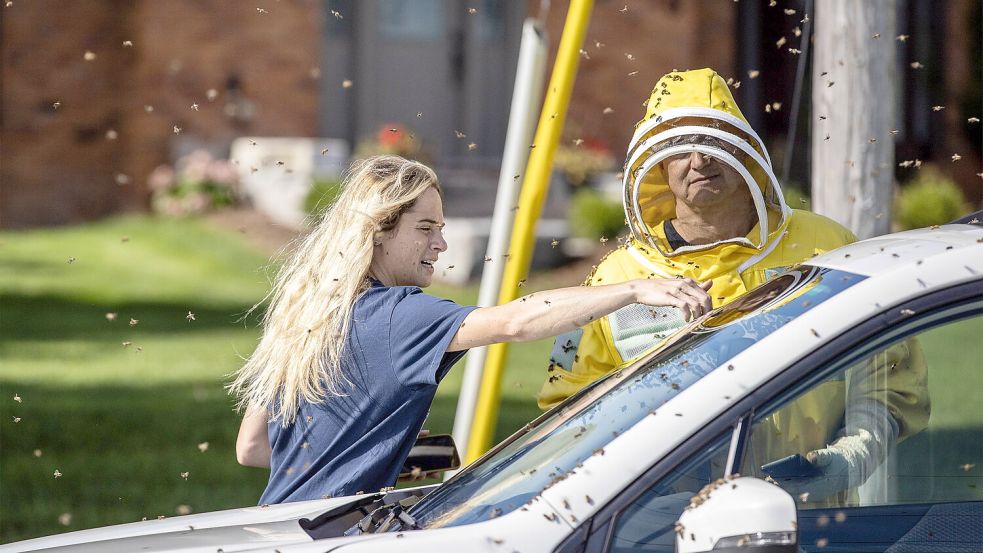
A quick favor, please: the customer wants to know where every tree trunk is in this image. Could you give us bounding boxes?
[812,0,896,239]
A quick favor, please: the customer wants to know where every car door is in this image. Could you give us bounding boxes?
[555,280,981,553]
[741,286,982,552]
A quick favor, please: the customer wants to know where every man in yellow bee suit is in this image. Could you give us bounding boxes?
[538,68,929,504]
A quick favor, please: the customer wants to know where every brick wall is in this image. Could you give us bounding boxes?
[540,0,737,158]
[1,0,321,228]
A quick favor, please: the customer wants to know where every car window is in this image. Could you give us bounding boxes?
[741,298,982,552]
[605,432,732,553]
[406,267,864,530]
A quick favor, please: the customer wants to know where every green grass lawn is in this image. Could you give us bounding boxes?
[3,216,978,543]
[0,216,553,543]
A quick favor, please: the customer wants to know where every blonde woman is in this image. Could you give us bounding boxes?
[230,155,711,504]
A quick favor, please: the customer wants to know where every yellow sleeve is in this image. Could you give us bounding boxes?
[847,338,930,441]
[536,316,623,410]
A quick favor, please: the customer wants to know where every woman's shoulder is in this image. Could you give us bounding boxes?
[357,285,456,314]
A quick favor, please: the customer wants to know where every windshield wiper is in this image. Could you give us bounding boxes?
[345,496,422,535]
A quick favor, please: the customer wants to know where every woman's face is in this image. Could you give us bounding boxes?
[370,187,448,288]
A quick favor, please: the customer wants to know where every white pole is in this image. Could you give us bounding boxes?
[448,19,547,475]
[811,0,896,238]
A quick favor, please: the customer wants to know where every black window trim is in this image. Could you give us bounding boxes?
[553,278,982,553]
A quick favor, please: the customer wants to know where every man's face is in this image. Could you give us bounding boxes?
[371,187,447,288]
[662,148,747,209]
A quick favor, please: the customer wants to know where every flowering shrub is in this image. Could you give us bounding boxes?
[353,123,430,164]
[148,149,239,216]
[553,137,616,187]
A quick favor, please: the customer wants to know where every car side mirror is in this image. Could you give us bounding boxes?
[399,434,461,480]
[675,477,797,553]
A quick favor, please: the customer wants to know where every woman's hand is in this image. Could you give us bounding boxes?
[629,278,713,322]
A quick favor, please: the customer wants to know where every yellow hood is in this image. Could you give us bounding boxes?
[622,68,789,257]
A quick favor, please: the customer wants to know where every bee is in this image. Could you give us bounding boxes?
[191,103,199,111]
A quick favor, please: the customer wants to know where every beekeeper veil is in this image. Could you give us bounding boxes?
[622,68,790,256]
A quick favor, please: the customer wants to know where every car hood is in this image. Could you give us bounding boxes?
[2,496,364,553]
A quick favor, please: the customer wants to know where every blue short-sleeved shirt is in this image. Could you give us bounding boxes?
[259,281,477,504]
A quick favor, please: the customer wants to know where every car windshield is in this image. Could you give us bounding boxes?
[405,266,864,530]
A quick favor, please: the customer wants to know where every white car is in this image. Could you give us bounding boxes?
[6,216,982,553]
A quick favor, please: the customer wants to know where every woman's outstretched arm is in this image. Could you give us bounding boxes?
[448,278,712,351]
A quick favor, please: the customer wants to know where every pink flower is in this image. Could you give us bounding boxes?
[179,149,213,183]
[148,165,175,191]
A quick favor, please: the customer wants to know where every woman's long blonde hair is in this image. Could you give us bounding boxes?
[228,155,441,424]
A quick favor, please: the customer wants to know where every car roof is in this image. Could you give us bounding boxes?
[808,222,983,277]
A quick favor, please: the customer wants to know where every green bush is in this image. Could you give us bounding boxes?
[304,178,343,218]
[895,167,970,229]
[568,188,626,240]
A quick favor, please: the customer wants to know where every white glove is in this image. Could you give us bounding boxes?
[783,401,899,502]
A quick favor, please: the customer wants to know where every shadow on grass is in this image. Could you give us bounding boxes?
[0,294,264,341]
[0,380,542,544]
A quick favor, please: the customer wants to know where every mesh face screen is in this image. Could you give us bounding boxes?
[608,303,686,361]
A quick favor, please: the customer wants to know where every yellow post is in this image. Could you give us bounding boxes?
[465,0,594,463]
